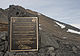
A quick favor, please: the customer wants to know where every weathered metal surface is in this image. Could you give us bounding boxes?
[9,17,38,52]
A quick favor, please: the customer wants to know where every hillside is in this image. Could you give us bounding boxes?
[0,5,80,56]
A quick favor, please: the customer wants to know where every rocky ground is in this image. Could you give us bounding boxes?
[0,5,80,56]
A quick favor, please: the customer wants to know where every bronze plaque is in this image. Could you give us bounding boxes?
[10,17,38,51]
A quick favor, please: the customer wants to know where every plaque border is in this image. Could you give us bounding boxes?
[10,17,39,52]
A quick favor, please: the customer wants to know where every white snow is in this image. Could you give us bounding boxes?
[39,24,41,26]
[39,24,42,30]
[56,22,65,28]
[71,24,80,29]
[67,29,80,34]
[63,37,67,39]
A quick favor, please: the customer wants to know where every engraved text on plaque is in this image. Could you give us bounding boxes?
[10,17,38,51]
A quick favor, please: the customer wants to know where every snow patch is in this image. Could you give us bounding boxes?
[63,37,67,39]
[39,24,41,26]
[71,24,80,29]
[56,22,65,28]
[39,24,42,30]
[67,29,80,34]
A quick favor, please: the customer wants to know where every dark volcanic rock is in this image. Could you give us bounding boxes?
[0,5,80,56]
[41,30,59,48]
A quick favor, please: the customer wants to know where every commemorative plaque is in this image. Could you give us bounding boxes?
[9,17,38,51]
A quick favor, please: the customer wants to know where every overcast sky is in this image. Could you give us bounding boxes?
[0,0,80,28]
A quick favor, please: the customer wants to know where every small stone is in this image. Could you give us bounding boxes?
[4,52,9,56]
[72,46,77,53]
[4,41,8,52]
[8,53,14,56]
[46,47,55,54]
[0,41,5,45]
[27,52,37,56]
[0,52,4,56]
[0,45,5,51]
[38,53,45,56]
[39,48,45,53]
[50,53,55,56]
[47,47,54,51]
[0,31,7,40]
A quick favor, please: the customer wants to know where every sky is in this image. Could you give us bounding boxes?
[0,0,80,29]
